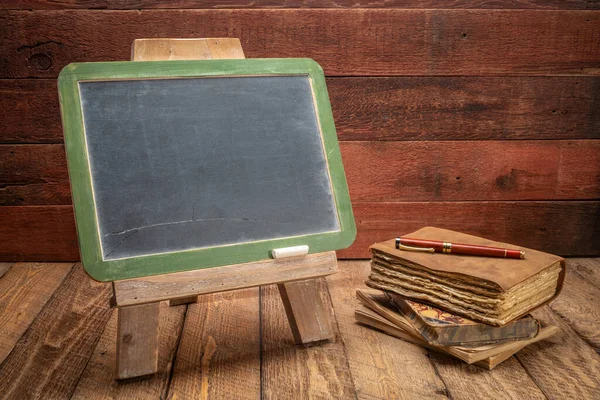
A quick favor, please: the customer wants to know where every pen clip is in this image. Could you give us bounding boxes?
[395,238,435,253]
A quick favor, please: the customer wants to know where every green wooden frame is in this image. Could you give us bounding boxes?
[58,58,356,282]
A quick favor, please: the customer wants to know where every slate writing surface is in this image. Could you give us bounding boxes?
[79,76,339,261]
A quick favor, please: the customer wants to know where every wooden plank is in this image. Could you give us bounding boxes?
[0,262,12,279]
[0,79,61,143]
[71,302,186,399]
[428,353,546,399]
[338,201,600,258]
[0,262,74,364]
[0,144,71,205]
[3,76,600,144]
[260,281,357,399]
[277,278,334,344]
[343,140,600,202]
[115,302,160,379]
[567,258,600,290]
[2,0,598,10]
[329,76,600,141]
[131,37,245,61]
[167,289,261,399]
[2,10,599,78]
[327,261,448,398]
[3,140,599,205]
[0,206,79,261]
[548,261,600,351]
[113,251,338,306]
[2,201,599,262]
[516,307,600,399]
[0,264,113,400]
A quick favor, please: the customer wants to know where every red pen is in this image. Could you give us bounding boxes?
[396,237,525,259]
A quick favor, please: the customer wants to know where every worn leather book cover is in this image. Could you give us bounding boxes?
[355,289,559,369]
[387,293,540,346]
[367,227,566,326]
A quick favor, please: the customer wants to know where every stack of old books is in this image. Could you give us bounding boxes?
[356,227,566,369]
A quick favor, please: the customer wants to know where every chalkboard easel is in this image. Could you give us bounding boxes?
[110,38,340,380]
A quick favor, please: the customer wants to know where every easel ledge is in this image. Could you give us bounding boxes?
[111,37,339,380]
[112,251,338,307]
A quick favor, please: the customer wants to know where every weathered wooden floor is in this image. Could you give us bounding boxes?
[0,259,599,399]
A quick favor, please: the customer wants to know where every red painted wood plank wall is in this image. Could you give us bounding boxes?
[1,1,599,261]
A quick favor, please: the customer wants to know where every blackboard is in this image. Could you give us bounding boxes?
[59,59,355,281]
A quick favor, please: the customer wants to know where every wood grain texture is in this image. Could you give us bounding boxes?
[169,296,198,306]
[3,140,599,205]
[167,289,261,400]
[566,258,600,290]
[260,282,357,400]
[277,278,334,344]
[343,140,600,202]
[339,201,600,258]
[71,302,186,399]
[2,201,599,262]
[132,37,245,61]
[113,251,338,306]
[0,264,113,400]
[3,76,600,144]
[0,259,599,398]
[0,263,12,279]
[116,302,160,379]
[0,79,60,143]
[0,262,74,364]
[3,0,599,10]
[516,307,600,399]
[2,10,599,78]
[0,206,79,261]
[0,144,71,205]
[327,261,448,399]
[329,76,600,141]
[428,353,546,399]
[549,262,600,351]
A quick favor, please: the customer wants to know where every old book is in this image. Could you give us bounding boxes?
[355,289,559,369]
[388,293,540,346]
[367,227,566,326]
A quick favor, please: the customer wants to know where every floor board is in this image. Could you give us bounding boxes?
[0,265,113,400]
[516,307,600,399]
[167,289,262,399]
[0,262,74,364]
[0,259,598,399]
[71,301,186,400]
[328,261,448,399]
[548,262,600,351]
[567,258,600,290]
[260,280,356,400]
[0,262,13,279]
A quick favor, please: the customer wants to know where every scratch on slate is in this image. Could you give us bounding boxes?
[104,217,271,238]
[105,219,196,237]
[103,215,301,257]
[104,229,139,258]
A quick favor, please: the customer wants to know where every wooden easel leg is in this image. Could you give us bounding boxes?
[116,302,160,379]
[169,296,198,306]
[277,278,334,344]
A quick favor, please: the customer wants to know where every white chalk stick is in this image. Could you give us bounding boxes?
[271,245,309,259]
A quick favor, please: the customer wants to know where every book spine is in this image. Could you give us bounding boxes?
[386,293,439,344]
[438,317,540,346]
